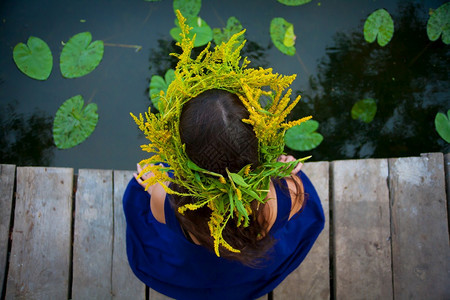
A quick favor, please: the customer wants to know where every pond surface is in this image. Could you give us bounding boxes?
[0,0,448,171]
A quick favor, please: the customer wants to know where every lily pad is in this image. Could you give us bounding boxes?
[363,9,394,47]
[277,0,312,6]
[351,98,377,123]
[427,3,450,45]
[60,32,104,78]
[285,120,323,151]
[435,110,450,143]
[13,36,53,80]
[170,16,213,47]
[213,16,244,45]
[270,17,296,56]
[53,95,98,149]
[173,0,201,20]
[149,69,175,111]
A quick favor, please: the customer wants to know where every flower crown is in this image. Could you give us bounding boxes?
[131,10,312,257]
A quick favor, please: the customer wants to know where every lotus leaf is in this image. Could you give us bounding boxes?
[435,110,450,143]
[60,32,104,78]
[285,120,323,151]
[173,0,201,20]
[213,16,244,45]
[363,9,394,47]
[277,0,312,6]
[170,16,213,47]
[13,36,53,80]
[270,18,296,56]
[149,69,175,112]
[53,95,98,149]
[351,98,377,123]
[427,3,450,45]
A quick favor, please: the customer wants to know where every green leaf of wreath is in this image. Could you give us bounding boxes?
[13,36,53,80]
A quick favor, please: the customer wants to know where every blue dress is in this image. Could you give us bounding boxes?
[123,171,324,300]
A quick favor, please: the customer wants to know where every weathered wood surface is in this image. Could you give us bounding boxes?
[273,161,330,300]
[113,170,146,299]
[72,169,114,299]
[0,152,449,299]
[332,159,393,300]
[0,164,15,297]
[6,167,73,299]
[389,153,450,299]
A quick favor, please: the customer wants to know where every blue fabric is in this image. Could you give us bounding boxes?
[123,171,325,300]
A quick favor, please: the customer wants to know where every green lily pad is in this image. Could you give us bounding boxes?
[270,17,296,56]
[149,69,175,111]
[277,0,312,6]
[170,16,213,47]
[285,120,323,151]
[173,0,201,20]
[364,9,394,47]
[53,95,98,149]
[427,3,450,45]
[435,110,450,143]
[13,36,53,80]
[351,98,377,123]
[213,16,244,45]
[60,32,104,78]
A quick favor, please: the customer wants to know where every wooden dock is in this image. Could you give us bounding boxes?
[1,153,449,299]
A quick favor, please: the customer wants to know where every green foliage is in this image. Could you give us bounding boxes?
[149,69,175,112]
[173,0,201,20]
[213,16,244,45]
[170,16,213,47]
[60,32,104,78]
[427,2,450,45]
[270,17,296,56]
[285,120,323,151]
[364,9,394,47]
[53,95,98,149]
[277,0,312,6]
[351,98,377,123]
[13,36,53,80]
[435,110,450,143]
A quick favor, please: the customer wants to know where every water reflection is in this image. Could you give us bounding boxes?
[0,101,55,166]
[290,2,450,161]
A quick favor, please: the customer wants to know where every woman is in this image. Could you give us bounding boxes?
[124,11,324,299]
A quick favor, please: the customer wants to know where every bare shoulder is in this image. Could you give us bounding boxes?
[150,183,167,224]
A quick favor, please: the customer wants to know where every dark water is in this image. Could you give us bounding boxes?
[0,0,448,170]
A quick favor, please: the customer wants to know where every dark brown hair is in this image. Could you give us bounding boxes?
[170,89,300,266]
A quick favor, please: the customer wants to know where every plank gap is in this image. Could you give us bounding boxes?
[110,170,115,297]
[67,174,77,300]
[329,162,336,300]
[387,159,396,300]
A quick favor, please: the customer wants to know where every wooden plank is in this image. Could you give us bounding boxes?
[72,169,113,299]
[0,165,15,296]
[445,153,450,236]
[112,170,145,299]
[6,167,73,299]
[273,161,330,299]
[389,153,450,299]
[332,159,392,299]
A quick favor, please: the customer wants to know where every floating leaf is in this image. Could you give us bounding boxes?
[13,36,53,80]
[363,9,394,47]
[60,32,104,78]
[213,16,244,45]
[53,95,98,149]
[170,16,213,47]
[277,0,312,6]
[173,0,201,20]
[427,3,450,45]
[270,17,296,56]
[149,69,175,111]
[285,120,323,151]
[351,98,377,123]
[435,110,450,143]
